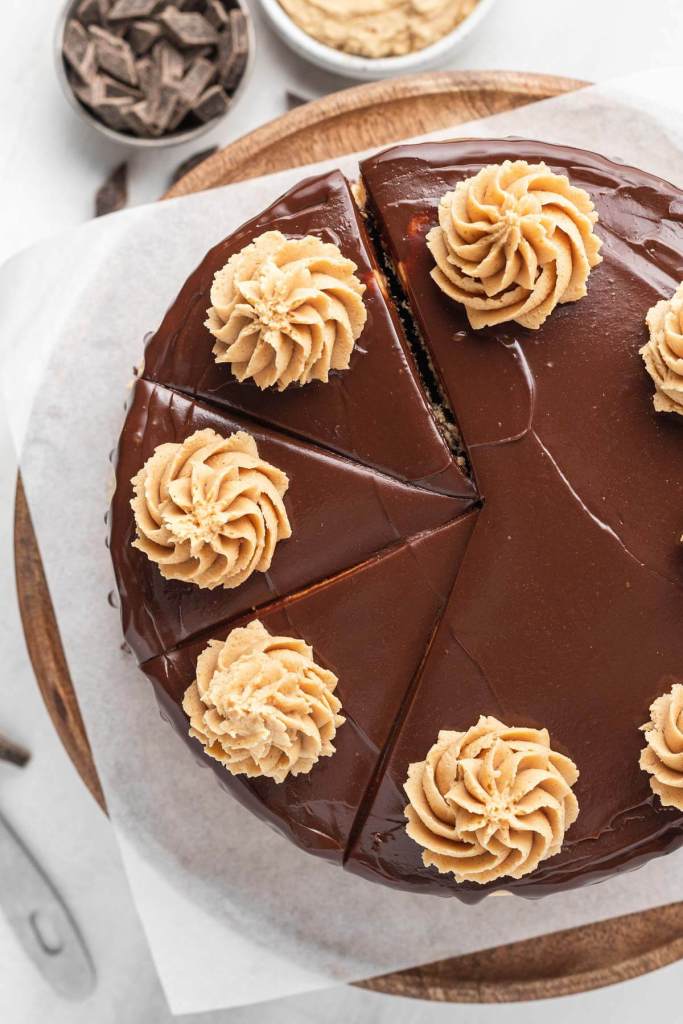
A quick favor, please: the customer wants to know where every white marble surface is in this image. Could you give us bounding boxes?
[1,0,683,1019]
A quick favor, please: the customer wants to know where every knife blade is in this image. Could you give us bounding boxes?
[0,810,96,1000]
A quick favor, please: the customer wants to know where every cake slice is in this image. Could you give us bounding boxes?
[142,170,474,498]
[347,435,683,897]
[110,379,474,662]
[142,513,478,861]
[361,139,683,582]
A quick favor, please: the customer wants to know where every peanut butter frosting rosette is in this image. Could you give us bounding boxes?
[404,716,580,884]
[641,282,683,415]
[131,428,291,590]
[182,620,344,783]
[640,684,683,811]
[205,230,367,391]
[427,160,602,330]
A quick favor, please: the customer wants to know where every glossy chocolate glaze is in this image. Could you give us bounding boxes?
[142,514,477,860]
[110,379,473,662]
[142,170,474,498]
[351,139,683,896]
[111,143,683,899]
[361,139,683,583]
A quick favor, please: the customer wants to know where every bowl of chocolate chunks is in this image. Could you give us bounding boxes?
[56,0,254,147]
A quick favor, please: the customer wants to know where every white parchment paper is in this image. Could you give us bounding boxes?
[3,68,683,1016]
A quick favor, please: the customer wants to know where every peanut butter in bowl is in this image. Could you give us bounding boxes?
[278,0,479,59]
[258,0,498,80]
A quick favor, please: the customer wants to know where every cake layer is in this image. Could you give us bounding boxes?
[347,432,683,897]
[110,379,474,662]
[361,139,683,584]
[143,170,474,498]
[142,514,478,860]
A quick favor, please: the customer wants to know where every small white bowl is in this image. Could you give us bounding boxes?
[55,0,255,149]
[258,0,498,81]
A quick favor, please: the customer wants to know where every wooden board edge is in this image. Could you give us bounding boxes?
[14,475,107,810]
[357,902,683,1002]
[163,70,587,198]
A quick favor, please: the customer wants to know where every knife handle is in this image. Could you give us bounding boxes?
[0,810,96,1000]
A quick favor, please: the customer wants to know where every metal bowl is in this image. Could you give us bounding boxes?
[54,0,255,149]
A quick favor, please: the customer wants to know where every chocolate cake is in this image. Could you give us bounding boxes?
[110,141,683,899]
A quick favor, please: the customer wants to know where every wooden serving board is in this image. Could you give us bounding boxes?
[15,70,683,1003]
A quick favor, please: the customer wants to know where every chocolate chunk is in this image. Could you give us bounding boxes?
[178,56,215,104]
[193,84,228,122]
[65,36,98,88]
[158,6,219,46]
[76,0,107,25]
[99,73,142,99]
[63,19,89,71]
[124,99,155,135]
[205,0,229,29]
[95,162,128,217]
[68,70,102,107]
[90,25,139,85]
[128,19,163,54]
[153,37,185,81]
[135,56,155,91]
[108,0,158,18]
[96,96,136,131]
[149,84,181,134]
[168,144,218,186]
[217,9,248,92]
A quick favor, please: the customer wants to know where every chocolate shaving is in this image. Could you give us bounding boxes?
[168,144,218,186]
[95,162,128,217]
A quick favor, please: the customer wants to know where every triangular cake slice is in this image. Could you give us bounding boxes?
[142,513,478,861]
[110,380,474,663]
[360,139,683,582]
[347,436,683,897]
[142,169,474,498]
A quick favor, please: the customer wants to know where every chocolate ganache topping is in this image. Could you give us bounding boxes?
[404,718,579,884]
[205,230,367,390]
[182,620,344,783]
[427,160,602,329]
[111,143,683,901]
[131,428,291,590]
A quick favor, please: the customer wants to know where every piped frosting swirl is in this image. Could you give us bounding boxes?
[427,160,602,330]
[131,428,291,590]
[640,683,683,811]
[205,230,367,390]
[182,619,344,782]
[641,282,683,415]
[404,716,579,884]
